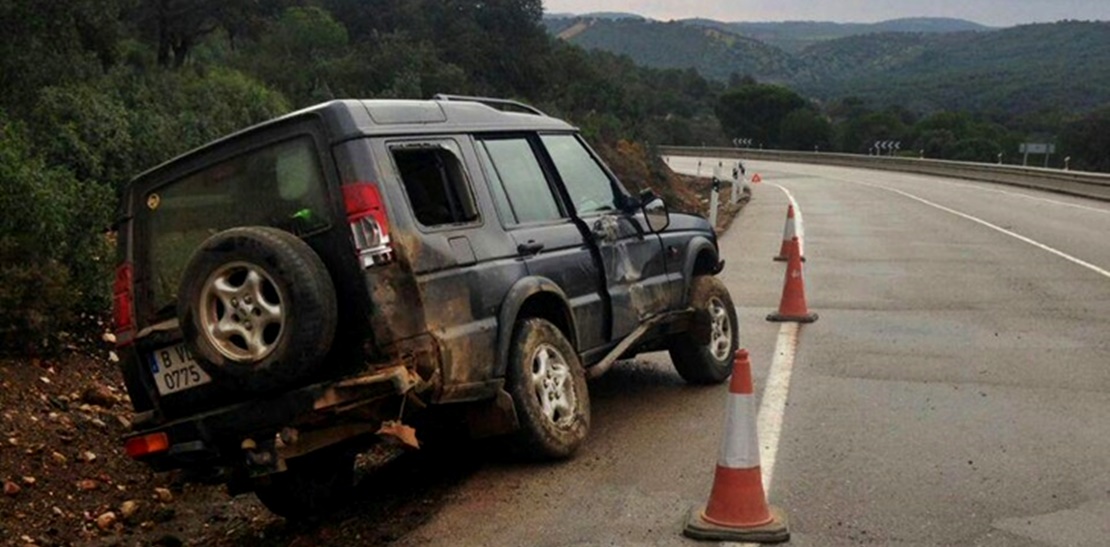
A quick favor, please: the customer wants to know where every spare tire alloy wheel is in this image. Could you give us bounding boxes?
[507,318,590,460]
[199,261,285,362]
[179,226,337,392]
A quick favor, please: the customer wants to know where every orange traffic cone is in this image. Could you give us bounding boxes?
[773,205,805,262]
[751,173,763,183]
[767,237,818,323]
[684,350,790,543]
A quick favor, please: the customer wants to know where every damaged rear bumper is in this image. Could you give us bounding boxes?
[124,365,425,477]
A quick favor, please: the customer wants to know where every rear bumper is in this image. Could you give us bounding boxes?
[125,365,423,475]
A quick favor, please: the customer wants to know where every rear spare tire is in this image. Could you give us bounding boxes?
[178,226,337,392]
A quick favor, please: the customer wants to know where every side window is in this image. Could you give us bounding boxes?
[540,134,620,215]
[478,138,564,224]
[390,142,479,228]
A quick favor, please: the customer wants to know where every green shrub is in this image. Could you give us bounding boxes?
[0,116,113,354]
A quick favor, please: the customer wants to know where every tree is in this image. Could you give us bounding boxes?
[715,84,806,148]
[836,111,907,154]
[779,109,832,151]
[1060,107,1110,172]
[131,0,273,67]
[238,7,350,104]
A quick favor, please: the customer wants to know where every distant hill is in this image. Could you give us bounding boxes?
[800,21,1110,114]
[543,18,808,83]
[546,15,991,53]
[545,15,1110,116]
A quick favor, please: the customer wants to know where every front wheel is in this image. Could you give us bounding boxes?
[669,276,738,384]
[506,318,590,460]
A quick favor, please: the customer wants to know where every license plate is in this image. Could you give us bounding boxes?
[148,344,212,396]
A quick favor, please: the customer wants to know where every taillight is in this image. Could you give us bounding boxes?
[342,182,393,267]
[112,262,135,346]
[124,432,169,459]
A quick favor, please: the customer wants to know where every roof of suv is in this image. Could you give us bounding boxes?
[130,98,576,185]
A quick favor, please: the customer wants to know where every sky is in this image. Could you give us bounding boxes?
[543,0,1110,27]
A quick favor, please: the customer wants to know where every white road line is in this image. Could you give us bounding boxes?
[757,322,799,493]
[852,180,1110,280]
[843,168,1110,215]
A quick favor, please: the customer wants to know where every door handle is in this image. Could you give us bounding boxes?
[517,240,544,255]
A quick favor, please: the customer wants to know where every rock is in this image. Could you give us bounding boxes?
[108,351,120,363]
[4,480,20,496]
[39,376,51,385]
[82,386,116,408]
[80,451,97,463]
[52,506,64,517]
[120,500,139,519]
[21,476,35,486]
[153,487,173,503]
[115,415,132,430]
[96,511,117,531]
[90,419,107,429]
[102,332,117,344]
[51,451,68,465]
[76,479,99,491]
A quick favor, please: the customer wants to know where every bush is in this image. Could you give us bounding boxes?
[0,116,113,355]
[1,66,288,355]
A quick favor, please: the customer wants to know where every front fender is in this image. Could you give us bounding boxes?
[681,236,721,303]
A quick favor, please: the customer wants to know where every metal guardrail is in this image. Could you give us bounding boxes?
[658,146,1110,202]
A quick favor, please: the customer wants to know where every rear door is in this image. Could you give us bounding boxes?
[538,134,674,340]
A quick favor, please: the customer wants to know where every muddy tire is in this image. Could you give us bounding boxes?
[506,318,590,460]
[669,275,737,385]
[178,226,336,392]
[252,446,356,519]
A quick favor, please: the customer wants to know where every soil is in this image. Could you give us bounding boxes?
[0,352,476,547]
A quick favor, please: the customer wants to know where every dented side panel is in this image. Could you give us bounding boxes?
[360,136,525,401]
[589,212,673,340]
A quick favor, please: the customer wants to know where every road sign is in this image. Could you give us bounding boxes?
[1020,143,1055,155]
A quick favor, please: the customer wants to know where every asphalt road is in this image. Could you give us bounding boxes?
[396,158,1110,546]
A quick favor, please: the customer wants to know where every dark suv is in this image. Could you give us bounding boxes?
[112,95,737,517]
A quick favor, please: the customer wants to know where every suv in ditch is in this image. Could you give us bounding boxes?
[112,95,737,517]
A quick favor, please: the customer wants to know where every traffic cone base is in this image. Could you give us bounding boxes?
[684,505,790,543]
[767,310,819,323]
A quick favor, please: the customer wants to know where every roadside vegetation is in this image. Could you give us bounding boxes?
[5,0,1109,356]
[0,0,723,354]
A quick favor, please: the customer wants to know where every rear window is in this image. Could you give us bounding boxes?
[139,136,331,316]
[389,142,479,228]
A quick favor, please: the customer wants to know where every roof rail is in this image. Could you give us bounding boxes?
[432,94,547,116]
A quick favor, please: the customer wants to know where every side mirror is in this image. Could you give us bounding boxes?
[643,196,669,233]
